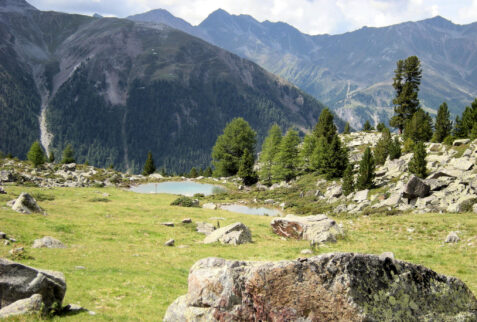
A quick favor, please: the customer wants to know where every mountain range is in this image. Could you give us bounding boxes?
[0,0,332,173]
[129,9,477,130]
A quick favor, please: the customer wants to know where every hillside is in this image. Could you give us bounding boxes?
[0,0,333,173]
[130,9,477,129]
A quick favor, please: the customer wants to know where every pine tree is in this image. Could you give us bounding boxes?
[48,151,55,163]
[142,151,156,175]
[298,134,316,172]
[403,108,433,142]
[374,128,392,165]
[311,137,327,173]
[322,136,349,179]
[389,137,402,160]
[212,118,256,177]
[390,56,422,133]
[408,141,427,178]
[343,122,351,134]
[258,124,282,185]
[204,167,213,177]
[27,141,45,167]
[376,122,386,132]
[189,167,198,178]
[454,98,477,138]
[271,129,300,182]
[342,164,355,196]
[61,144,75,164]
[363,120,373,132]
[471,122,477,140]
[432,102,452,142]
[356,146,375,190]
[238,148,258,185]
[313,108,337,143]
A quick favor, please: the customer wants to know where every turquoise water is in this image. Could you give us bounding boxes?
[130,181,226,196]
[220,204,282,216]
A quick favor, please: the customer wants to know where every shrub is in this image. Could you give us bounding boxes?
[170,196,198,207]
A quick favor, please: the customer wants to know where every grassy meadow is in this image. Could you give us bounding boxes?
[0,184,476,321]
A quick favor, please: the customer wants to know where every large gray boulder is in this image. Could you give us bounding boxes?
[196,222,215,235]
[164,253,477,321]
[11,192,45,214]
[403,175,430,199]
[203,222,252,245]
[32,236,66,249]
[270,214,344,245]
[0,294,43,318]
[0,258,66,311]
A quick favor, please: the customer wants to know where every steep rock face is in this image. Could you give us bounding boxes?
[164,253,477,321]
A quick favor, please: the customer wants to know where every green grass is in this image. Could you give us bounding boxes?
[0,185,476,321]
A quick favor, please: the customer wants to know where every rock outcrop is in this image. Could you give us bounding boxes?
[0,258,66,311]
[403,175,430,199]
[164,253,477,321]
[203,222,252,245]
[32,236,66,249]
[0,294,43,318]
[271,214,344,245]
[11,192,45,214]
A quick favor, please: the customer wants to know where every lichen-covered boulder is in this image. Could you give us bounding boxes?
[0,258,66,311]
[403,175,430,199]
[271,214,344,245]
[164,253,477,321]
[11,192,45,214]
[32,236,66,249]
[0,294,43,318]
[203,222,252,245]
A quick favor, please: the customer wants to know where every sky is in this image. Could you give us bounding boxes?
[27,0,477,35]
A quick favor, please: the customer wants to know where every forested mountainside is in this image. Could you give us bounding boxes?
[0,0,335,173]
[130,9,477,129]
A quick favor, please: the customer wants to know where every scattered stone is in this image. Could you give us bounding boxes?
[4,240,10,246]
[426,171,455,180]
[0,170,15,182]
[264,199,275,204]
[11,192,45,214]
[62,163,76,171]
[32,236,66,249]
[161,222,174,227]
[202,203,217,210]
[164,239,175,246]
[450,158,474,171]
[403,175,430,199]
[0,186,6,194]
[353,189,369,202]
[0,294,43,318]
[181,218,192,224]
[0,231,6,239]
[379,252,395,260]
[445,231,460,243]
[271,214,344,245]
[75,266,86,270]
[407,227,415,233]
[61,303,88,315]
[453,138,470,146]
[164,253,477,321]
[9,247,24,256]
[148,173,163,179]
[203,222,252,245]
[0,258,66,311]
[300,249,313,255]
[196,222,215,235]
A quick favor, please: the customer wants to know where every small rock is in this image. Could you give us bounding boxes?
[379,252,395,260]
[196,222,216,235]
[8,238,16,242]
[4,240,10,246]
[300,249,313,255]
[32,236,66,249]
[182,218,192,224]
[0,232,6,239]
[353,189,369,202]
[445,231,460,243]
[178,245,189,249]
[75,266,86,270]
[407,227,415,233]
[0,186,6,194]
[164,239,175,246]
[203,222,252,245]
[202,203,217,210]
[61,304,87,315]
[9,247,24,256]
[161,222,174,227]
[11,192,45,214]
[453,139,470,146]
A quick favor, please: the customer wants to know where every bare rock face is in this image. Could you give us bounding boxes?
[0,294,43,318]
[32,236,66,249]
[0,258,66,311]
[403,175,430,199]
[271,214,344,245]
[203,222,252,245]
[164,253,477,321]
[11,192,44,214]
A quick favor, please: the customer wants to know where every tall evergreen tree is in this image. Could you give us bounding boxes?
[311,136,348,179]
[376,122,386,132]
[204,166,213,177]
[189,167,198,178]
[342,164,355,196]
[343,122,351,134]
[212,118,256,177]
[258,124,282,185]
[433,102,452,142]
[271,129,300,182]
[363,120,373,132]
[356,146,375,190]
[61,144,75,164]
[27,141,45,167]
[390,56,422,133]
[389,137,402,160]
[48,151,55,163]
[409,141,427,178]
[313,108,337,143]
[238,148,258,185]
[374,128,392,165]
[298,134,316,172]
[454,98,477,138]
[142,151,156,175]
[404,108,433,142]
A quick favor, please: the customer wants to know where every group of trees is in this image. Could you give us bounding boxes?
[27,142,75,167]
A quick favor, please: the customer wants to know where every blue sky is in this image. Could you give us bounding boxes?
[27,0,477,35]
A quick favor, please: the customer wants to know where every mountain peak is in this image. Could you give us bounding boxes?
[0,0,37,12]
[421,15,456,29]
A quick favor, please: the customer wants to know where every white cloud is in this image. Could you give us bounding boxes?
[27,0,477,35]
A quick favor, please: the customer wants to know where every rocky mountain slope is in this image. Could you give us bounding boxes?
[130,9,477,129]
[0,0,334,173]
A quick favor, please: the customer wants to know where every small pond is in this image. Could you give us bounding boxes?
[130,181,226,196]
[220,204,282,217]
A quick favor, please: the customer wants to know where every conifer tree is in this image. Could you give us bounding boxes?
[272,129,300,182]
[363,120,373,132]
[142,151,156,175]
[204,166,213,177]
[454,98,477,138]
[313,108,337,143]
[404,108,433,142]
[61,144,75,164]
[342,164,355,196]
[409,141,427,178]
[389,137,402,160]
[432,102,452,142]
[322,136,349,179]
[48,151,55,163]
[356,146,375,190]
[376,122,386,132]
[212,118,256,177]
[238,148,258,185]
[27,141,45,167]
[258,124,282,185]
[374,128,392,165]
[343,122,351,134]
[311,137,327,172]
[189,167,198,178]
[390,56,422,133]
[298,134,316,172]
